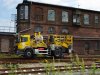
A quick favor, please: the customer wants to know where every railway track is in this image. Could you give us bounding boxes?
[0,55,100,64]
[0,55,100,75]
[0,63,100,75]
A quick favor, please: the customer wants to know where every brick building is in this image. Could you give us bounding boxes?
[0,32,15,53]
[16,0,100,55]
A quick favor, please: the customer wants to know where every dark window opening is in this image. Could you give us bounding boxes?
[84,42,90,54]
[85,42,90,50]
[73,14,81,25]
[19,5,28,20]
[95,41,100,50]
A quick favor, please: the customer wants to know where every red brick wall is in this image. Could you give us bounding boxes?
[17,2,100,55]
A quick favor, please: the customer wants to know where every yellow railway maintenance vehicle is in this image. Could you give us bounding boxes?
[15,32,73,58]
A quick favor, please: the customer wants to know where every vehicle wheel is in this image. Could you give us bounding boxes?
[54,47,63,58]
[24,49,33,58]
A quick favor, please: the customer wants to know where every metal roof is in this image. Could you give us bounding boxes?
[0,32,16,36]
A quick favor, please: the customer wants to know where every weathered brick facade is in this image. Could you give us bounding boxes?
[16,0,100,55]
[0,32,15,53]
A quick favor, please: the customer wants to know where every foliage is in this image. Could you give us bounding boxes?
[3,63,19,75]
[1,53,99,75]
[0,53,21,58]
[90,62,97,75]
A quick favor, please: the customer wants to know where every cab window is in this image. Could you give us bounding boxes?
[21,37,28,42]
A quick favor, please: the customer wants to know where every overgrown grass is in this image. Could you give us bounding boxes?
[3,63,19,75]
[0,53,21,58]
[1,53,100,75]
[43,54,99,75]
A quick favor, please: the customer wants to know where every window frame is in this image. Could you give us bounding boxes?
[95,41,100,50]
[19,5,29,20]
[62,11,69,22]
[95,15,99,24]
[73,14,80,24]
[47,9,55,21]
[83,14,90,25]
[20,5,25,19]
[21,37,28,42]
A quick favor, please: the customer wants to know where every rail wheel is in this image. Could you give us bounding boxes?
[54,47,64,58]
[24,49,33,58]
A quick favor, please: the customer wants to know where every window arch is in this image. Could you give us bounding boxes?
[48,27,55,34]
[61,29,68,34]
[34,26,43,32]
[61,27,68,34]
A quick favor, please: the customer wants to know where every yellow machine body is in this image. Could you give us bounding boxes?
[16,32,73,58]
[48,34,73,48]
[17,33,47,51]
[17,35,31,50]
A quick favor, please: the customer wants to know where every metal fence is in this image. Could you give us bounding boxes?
[0,26,16,32]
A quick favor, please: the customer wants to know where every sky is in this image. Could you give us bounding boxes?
[0,0,100,32]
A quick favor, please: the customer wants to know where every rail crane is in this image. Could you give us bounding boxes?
[15,32,73,58]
